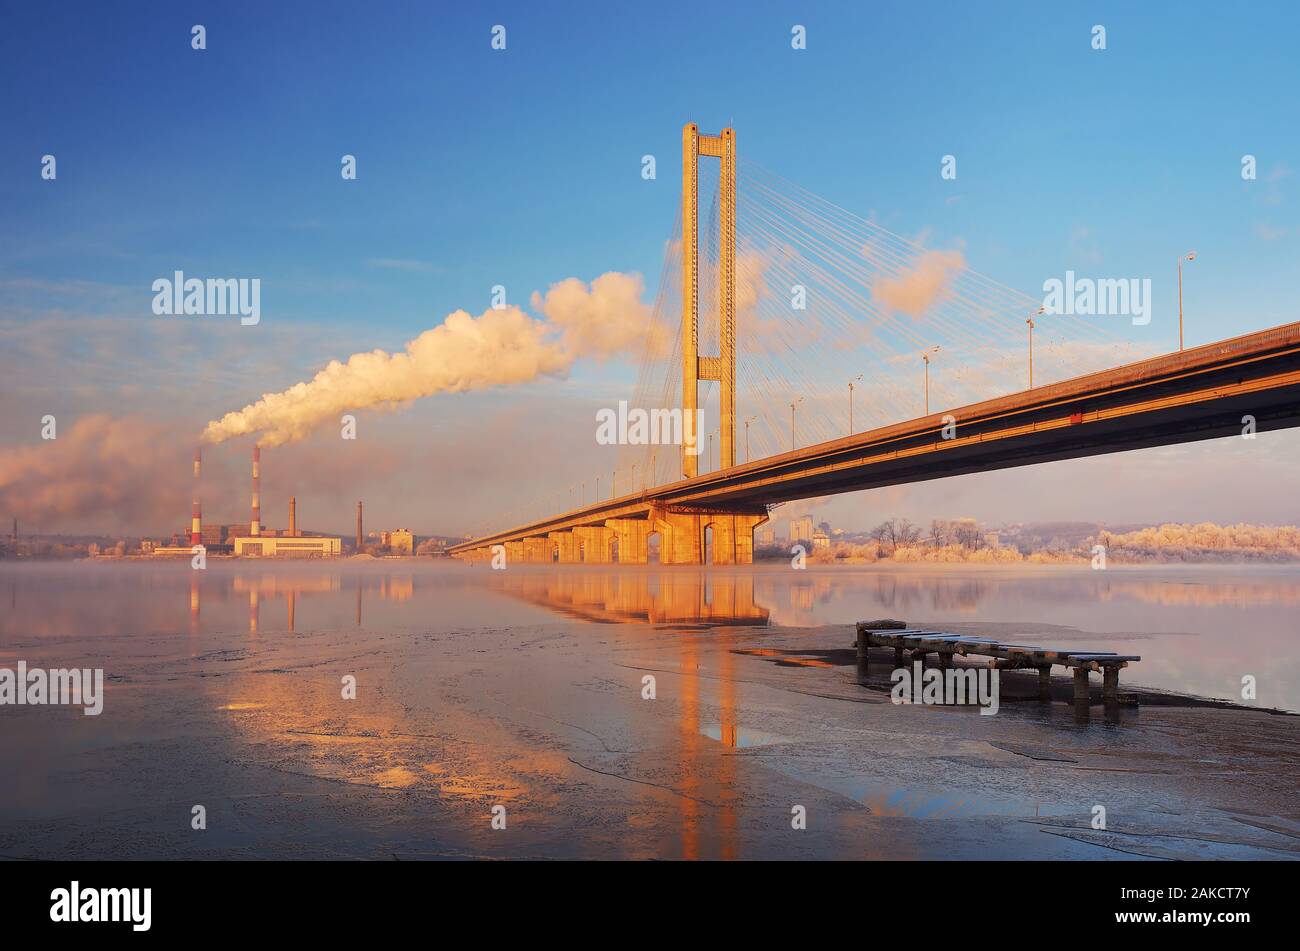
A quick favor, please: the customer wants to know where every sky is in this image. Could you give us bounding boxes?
[1,1,1298,538]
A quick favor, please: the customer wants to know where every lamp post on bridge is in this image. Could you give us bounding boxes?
[1027,306,1044,388]
[744,415,756,463]
[848,374,863,435]
[1178,251,1196,351]
[790,396,804,451]
[708,430,717,472]
[921,346,940,415]
[632,463,638,493]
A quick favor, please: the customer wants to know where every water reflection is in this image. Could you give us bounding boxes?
[491,569,769,626]
[2,561,1297,711]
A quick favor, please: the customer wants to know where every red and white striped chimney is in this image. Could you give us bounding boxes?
[251,446,261,537]
[190,449,202,545]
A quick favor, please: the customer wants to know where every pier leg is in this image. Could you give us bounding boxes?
[856,629,869,668]
[937,652,951,670]
[1072,667,1090,705]
[893,647,905,668]
[1037,666,1052,702]
[1103,666,1119,704]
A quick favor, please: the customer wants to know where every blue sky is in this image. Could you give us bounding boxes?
[1,1,1298,535]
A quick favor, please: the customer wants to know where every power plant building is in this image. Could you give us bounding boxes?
[381,529,414,554]
[234,535,341,558]
[226,447,341,558]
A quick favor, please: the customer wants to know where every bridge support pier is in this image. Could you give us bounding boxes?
[522,537,550,563]
[548,531,579,563]
[605,519,651,564]
[573,526,615,563]
[504,541,525,564]
[652,508,768,565]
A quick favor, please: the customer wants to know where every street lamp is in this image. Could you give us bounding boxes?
[744,415,757,463]
[790,397,804,450]
[1027,306,1044,388]
[848,373,863,435]
[632,463,638,492]
[1178,251,1196,351]
[921,346,940,415]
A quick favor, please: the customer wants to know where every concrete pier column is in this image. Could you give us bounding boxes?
[522,537,550,563]
[1073,667,1091,704]
[650,507,768,565]
[573,526,615,563]
[604,518,651,564]
[504,541,525,564]
[548,531,579,563]
[1102,666,1120,704]
[855,628,871,681]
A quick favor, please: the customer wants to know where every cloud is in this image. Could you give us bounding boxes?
[0,415,189,528]
[202,271,657,447]
[870,249,965,318]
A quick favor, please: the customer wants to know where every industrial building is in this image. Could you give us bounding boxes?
[234,536,341,558]
[381,528,414,554]
[171,445,343,559]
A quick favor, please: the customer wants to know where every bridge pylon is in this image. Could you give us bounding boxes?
[681,123,736,478]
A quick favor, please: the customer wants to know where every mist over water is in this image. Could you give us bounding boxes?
[2,560,1295,712]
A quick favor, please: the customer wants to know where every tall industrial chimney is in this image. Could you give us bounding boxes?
[289,496,297,537]
[356,501,363,551]
[190,449,202,545]
[250,446,261,537]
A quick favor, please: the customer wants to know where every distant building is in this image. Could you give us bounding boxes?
[983,531,1001,549]
[200,524,224,546]
[756,526,776,546]
[789,516,814,545]
[812,531,830,550]
[381,529,415,555]
[233,536,341,558]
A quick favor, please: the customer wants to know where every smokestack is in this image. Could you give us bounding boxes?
[356,501,363,551]
[190,449,202,545]
[289,496,297,537]
[251,446,261,537]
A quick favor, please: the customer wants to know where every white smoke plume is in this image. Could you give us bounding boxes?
[202,271,663,447]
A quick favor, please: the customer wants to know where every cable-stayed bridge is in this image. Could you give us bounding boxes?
[452,125,1300,565]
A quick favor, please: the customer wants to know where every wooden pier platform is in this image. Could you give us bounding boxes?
[855,621,1141,705]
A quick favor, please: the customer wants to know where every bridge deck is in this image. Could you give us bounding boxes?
[453,320,1300,555]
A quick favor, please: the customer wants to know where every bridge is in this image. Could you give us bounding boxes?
[452,124,1300,565]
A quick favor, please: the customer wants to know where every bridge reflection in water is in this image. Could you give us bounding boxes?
[489,568,770,627]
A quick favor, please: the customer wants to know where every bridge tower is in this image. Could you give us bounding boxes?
[681,123,736,479]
